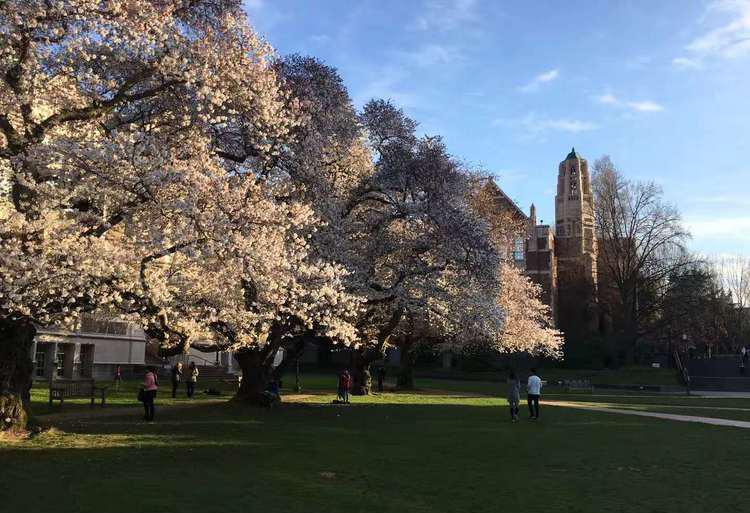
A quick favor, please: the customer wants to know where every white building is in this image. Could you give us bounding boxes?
[32,315,147,381]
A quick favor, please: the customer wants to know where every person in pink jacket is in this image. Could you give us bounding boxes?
[142,367,158,422]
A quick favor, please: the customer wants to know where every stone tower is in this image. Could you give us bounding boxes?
[554,148,598,335]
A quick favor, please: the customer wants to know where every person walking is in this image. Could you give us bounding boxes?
[142,366,158,422]
[186,362,199,398]
[343,370,352,403]
[507,371,521,422]
[337,370,346,402]
[377,366,386,392]
[171,362,183,398]
[527,368,542,420]
[114,365,123,391]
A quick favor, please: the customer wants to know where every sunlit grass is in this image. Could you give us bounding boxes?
[5,373,750,513]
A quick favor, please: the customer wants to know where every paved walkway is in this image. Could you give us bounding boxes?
[690,391,750,398]
[548,400,750,429]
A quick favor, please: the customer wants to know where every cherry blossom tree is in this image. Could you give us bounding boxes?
[0,0,359,428]
[470,181,564,360]
[344,100,503,393]
[178,55,374,402]
[494,262,563,357]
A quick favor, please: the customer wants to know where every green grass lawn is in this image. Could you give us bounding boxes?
[3,374,749,513]
[28,377,239,416]
[415,365,681,387]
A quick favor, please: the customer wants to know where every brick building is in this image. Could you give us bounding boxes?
[487,148,599,335]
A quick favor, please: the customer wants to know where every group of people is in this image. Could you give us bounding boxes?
[506,369,542,422]
[140,363,544,422]
[170,362,200,398]
[138,362,200,422]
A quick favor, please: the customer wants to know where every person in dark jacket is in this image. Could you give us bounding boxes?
[507,371,521,422]
[186,362,199,398]
[377,366,386,392]
[337,370,351,403]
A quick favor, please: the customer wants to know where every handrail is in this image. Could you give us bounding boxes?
[673,350,691,394]
[173,352,220,367]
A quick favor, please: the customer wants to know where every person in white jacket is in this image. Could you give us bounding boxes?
[527,369,542,419]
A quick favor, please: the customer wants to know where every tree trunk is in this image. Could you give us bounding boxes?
[233,348,272,406]
[0,319,36,433]
[350,348,372,396]
[396,339,416,390]
[350,306,405,396]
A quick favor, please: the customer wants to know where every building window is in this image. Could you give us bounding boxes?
[80,315,128,336]
[56,351,65,377]
[512,238,524,262]
[35,350,46,378]
[570,167,578,195]
[80,345,94,378]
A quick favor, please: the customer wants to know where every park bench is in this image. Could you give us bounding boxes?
[562,379,593,393]
[48,379,108,407]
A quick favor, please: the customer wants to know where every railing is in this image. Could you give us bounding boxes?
[673,350,691,394]
[174,352,220,367]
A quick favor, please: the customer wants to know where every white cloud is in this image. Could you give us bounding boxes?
[672,57,703,69]
[688,193,750,207]
[494,112,598,140]
[413,0,478,31]
[518,69,560,93]
[676,0,750,67]
[594,92,665,113]
[495,169,528,183]
[596,92,619,105]
[626,100,665,112]
[685,216,750,241]
[310,34,332,45]
[625,55,653,70]
[400,44,464,67]
[352,67,419,110]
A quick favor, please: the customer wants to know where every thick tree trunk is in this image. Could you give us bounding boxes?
[351,306,405,396]
[350,348,372,396]
[396,339,416,390]
[0,319,36,433]
[233,348,272,406]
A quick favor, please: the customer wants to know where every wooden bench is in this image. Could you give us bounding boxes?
[48,379,108,407]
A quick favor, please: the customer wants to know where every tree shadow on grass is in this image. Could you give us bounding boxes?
[4,396,750,513]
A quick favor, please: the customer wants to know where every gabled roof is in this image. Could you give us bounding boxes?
[481,178,529,221]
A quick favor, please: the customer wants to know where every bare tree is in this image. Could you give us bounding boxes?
[717,255,750,345]
[592,156,692,359]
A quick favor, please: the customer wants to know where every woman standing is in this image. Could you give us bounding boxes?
[170,362,183,398]
[507,371,520,422]
[186,362,199,398]
[114,365,123,391]
[142,366,158,422]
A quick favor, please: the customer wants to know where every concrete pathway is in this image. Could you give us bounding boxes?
[548,400,750,429]
[689,391,750,398]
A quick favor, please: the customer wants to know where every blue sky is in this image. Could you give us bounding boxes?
[244,0,750,257]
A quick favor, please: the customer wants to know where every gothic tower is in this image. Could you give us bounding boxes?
[554,148,598,335]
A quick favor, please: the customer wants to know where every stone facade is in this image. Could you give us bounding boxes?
[493,148,599,335]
